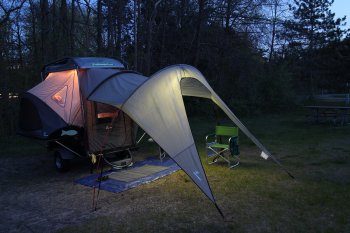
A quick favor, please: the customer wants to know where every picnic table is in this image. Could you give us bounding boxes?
[304,105,350,126]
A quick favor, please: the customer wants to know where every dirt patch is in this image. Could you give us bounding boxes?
[0,148,229,233]
[0,147,159,232]
[0,151,99,233]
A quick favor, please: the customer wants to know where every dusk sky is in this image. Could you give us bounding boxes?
[331,0,350,29]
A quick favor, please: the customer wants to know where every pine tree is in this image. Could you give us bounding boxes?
[286,0,346,51]
[284,0,347,95]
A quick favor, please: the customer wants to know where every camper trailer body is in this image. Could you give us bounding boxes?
[19,57,137,171]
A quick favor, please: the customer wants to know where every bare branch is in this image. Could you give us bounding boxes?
[0,0,27,27]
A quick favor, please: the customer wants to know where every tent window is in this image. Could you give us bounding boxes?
[95,102,119,124]
[52,86,68,107]
[85,101,135,152]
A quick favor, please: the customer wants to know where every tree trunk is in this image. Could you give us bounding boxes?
[146,0,163,75]
[107,0,113,55]
[269,0,278,62]
[192,0,205,66]
[70,0,75,53]
[85,5,91,53]
[116,0,127,58]
[40,0,49,63]
[159,2,167,67]
[29,0,38,64]
[51,0,57,59]
[16,21,23,68]
[225,0,232,32]
[59,0,69,56]
[133,0,138,70]
[96,0,103,54]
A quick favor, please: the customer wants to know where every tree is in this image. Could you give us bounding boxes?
[133,0,138,70]
[70,0,75,52]
[2,0,349,128]
[267,0,289,61]
[28,0,39,64]
[0,0,27,27]
[59,0,69,56]
[286,0,346,51]
[40,0,49,62]
[285,0,347,95]
[145,0,163,75]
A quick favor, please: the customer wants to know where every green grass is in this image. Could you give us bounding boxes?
[3,110,350,233]
[195,112,350,232]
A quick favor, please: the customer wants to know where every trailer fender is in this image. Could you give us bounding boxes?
[57,148,76,160]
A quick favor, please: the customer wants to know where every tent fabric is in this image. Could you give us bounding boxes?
[21,60,275,206]
[42,57,125,76]
[180,78,212,98]
[151,64,272,160]
[87,65,215,202]
[18,92,68,139]
[78,69,119,98]
[73,57,125,69]
[88,64,274,204]
[84,102,136,153]
[88,72,148,108]
[119,70,215,202]
[28,70,83,127]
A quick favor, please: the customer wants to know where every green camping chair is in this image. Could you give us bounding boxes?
[205,125,240,168]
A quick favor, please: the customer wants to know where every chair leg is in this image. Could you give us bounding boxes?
[229,156,240,169]
[207,147,238,168]
[208,150,230,166]
[206,147,221,164]
[208,156,219,164]
[220,153,231,166]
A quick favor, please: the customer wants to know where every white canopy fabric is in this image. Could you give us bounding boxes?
[169,65,273,160]
[23,61,291,209]
[87,64,275,204]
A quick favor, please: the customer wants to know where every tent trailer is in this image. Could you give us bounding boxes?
[19,57,291,209]
[19,57,137,170]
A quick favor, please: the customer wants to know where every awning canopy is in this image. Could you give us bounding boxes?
[87,64,273,204]
[20,61,288,211]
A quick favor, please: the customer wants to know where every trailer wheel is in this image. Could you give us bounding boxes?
[54,150,70,172]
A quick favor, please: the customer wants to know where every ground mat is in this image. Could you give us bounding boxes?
[75,157,180,193]
[108,165,169,182]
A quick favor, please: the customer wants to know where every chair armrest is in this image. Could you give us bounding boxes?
[205,134,216,144]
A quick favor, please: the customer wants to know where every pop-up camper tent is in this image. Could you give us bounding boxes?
[19,57,292,213]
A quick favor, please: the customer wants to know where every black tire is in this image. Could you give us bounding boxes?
[54,150,70,172]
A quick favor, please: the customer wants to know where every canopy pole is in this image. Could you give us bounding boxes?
[92,109,121,211]
[214,203,225,220]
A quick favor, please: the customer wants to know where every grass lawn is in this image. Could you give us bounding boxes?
[1,110,349,233]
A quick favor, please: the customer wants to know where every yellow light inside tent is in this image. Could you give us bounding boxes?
[46,69,77,79]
